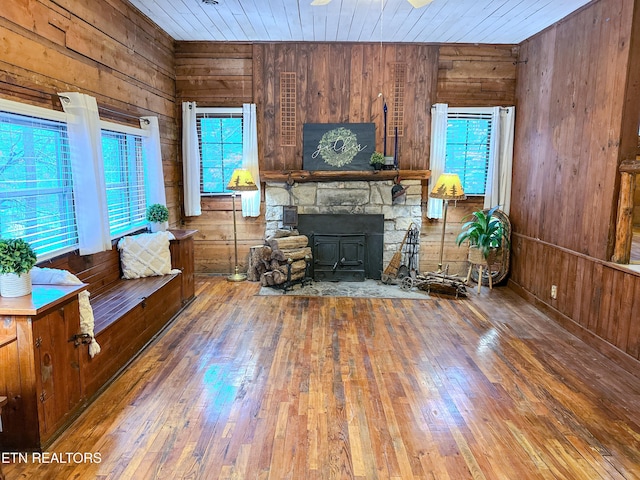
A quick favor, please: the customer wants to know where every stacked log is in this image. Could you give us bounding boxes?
[248,231,312,286]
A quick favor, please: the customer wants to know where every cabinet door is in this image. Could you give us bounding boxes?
[32,299,82,441]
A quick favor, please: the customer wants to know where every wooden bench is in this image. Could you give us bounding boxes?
[0,230,196,450]
[42,230,195,399]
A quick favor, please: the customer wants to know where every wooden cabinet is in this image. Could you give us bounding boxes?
[0,284,86,450]
[169,229,197,306]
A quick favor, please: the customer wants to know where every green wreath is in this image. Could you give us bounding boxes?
[317,127,359,167]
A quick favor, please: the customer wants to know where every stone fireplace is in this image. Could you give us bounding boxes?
[264,178,423,280]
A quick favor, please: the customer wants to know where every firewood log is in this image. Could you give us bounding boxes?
[271,249,287,262]
[271,229,299,238]
[267,235,308,251]
[248,244,270,282]
[274,259,307,276]
[272,269,286,284]
[262,271,275,286]
[279,246,312,261]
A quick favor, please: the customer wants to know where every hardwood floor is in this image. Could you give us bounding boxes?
[4,276,640,479]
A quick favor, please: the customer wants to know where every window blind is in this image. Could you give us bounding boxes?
[0,110,78,258]
[196,108,243,195]
[445,110,493,195]
[101,129,147,236]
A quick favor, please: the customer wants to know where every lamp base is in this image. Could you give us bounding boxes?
[227,272,247,282]
[227,265,247,282]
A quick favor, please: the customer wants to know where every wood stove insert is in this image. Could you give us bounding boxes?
[297,214,384,281]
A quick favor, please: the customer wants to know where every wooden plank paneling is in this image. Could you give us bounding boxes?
[0,0,179,228]
[175,42,253,107]
[436,45,518,107]
[510,234,640,364]
[253,43,439,173]
[177,40,517,273]
[509,0,640,366]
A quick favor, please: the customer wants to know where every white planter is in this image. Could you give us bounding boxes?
[149,222,167,233]
[1,271,33,297]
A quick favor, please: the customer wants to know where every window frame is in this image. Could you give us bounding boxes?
[445,107,495,197]
[196,107,243,197]
[99,120,150,239]
[0,98,79,261]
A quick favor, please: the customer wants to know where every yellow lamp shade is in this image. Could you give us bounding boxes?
[227,168,258,192]
[429,173,466,200]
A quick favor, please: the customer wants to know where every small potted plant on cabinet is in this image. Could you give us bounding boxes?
[146,203,169,232]
[0,238,38,297]
[370,151,385,170]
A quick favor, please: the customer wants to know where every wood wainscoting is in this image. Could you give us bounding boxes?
[3,276,640,479]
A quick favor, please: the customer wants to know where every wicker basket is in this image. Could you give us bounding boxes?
[468,246,499,266]
[468,246,485,265]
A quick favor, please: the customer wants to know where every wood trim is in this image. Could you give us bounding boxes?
[620,159,640,173]
[0,284,88,316]
[261,169,430,183]
[512,231,640,278]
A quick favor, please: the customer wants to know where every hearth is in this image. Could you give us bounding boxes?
[297,214,384,281]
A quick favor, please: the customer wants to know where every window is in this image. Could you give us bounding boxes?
[101,126,147,237]
[196,108,243,194]
[0,108,78,258]
[445,109,493,195]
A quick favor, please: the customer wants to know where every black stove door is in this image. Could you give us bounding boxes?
[314,234,365,281]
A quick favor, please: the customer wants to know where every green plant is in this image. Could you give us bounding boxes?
[146,203,169,223]
[0,238,38,275]
[370,151,385,165]
[456,206,507,259]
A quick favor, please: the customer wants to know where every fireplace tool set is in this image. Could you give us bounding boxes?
[381,223,468,297]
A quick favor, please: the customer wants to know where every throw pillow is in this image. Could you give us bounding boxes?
[117,231,176,279]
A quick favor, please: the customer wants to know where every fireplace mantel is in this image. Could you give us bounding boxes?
[261,169,430,183]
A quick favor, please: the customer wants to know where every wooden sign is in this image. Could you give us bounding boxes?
[303,123,375,171]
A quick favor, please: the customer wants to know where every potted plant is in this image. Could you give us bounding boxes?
[456,206,507,265]
[0,238,38,297]
[146,203,169,232]
[370,151,385,170]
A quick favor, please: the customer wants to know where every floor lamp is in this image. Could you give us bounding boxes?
[226,168,258,282]
[429,173,466,272]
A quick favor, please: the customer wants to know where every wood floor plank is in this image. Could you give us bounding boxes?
[3,276,640,479]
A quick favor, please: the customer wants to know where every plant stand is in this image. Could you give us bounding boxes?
[466,247,495,293]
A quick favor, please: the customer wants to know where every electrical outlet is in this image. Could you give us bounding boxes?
[551,285,558,299]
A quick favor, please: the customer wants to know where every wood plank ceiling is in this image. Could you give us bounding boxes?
[127,0,593,44]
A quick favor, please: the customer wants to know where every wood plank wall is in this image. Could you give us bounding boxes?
[253,43,439,171]
[175,41,518,274]
[422,44,518,274]
[436,45,518,107]
[175,43,260,273]
[0,0,179,225]
[510,0,640,369]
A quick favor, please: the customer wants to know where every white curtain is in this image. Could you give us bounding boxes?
[427,103,449,219]
[241,103,261,217]
[182,102,201,217]
[59,92,112,255]
[484,106,515,215]
[141,116,168,229]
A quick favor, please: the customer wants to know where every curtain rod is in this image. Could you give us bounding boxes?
[58,95,150,124]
